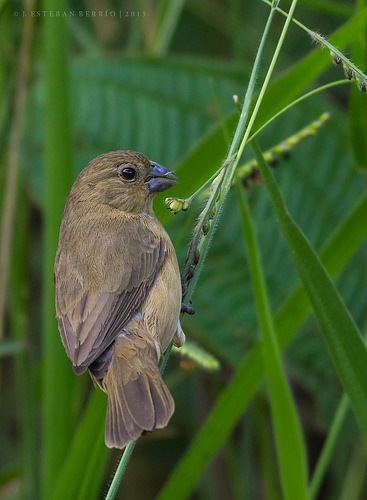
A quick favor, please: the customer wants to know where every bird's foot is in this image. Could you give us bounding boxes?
[181,302,195,315]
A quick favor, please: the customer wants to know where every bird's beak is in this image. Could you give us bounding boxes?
[146,161,178,193]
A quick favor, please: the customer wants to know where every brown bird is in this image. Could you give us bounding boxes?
[54,150,185,449]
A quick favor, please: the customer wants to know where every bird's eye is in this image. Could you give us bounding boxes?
[120,166,137,181]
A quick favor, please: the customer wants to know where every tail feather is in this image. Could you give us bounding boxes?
[148,376,174,428]
[123,374,155,429]
[103,335,174,449]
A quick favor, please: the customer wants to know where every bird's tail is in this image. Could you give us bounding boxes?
[102,333,174,449]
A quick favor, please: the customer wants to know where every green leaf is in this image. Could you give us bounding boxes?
[42,2,75,498]
[180,94,364,367]
[52,391,107,500]
[309,394,349,500]
[236,184,308,500]
[157,190,367,500]
[253,139,367,440]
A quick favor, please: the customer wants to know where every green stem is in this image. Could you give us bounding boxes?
[228,0,278,158]
[262,0,367,89]
[149,0,185,56]
[104,342,173,500]
[0,0,35,340]
[232,0,299,165]
[105,442,137,500]
[182,0,281,300]
[105,2,298,497]
[248,79,348,144]
[9,188,39,500]
[309,394,349,500]
[184,102,335,203]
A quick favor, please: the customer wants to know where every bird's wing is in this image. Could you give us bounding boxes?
[55,221,167,373]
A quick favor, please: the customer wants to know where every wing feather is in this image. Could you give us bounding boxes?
[55,218,167,373]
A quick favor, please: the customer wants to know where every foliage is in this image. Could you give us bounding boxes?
[1,1,367,499]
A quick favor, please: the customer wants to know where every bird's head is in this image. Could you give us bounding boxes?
[71,150,178,213]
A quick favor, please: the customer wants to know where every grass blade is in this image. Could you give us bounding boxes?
[42,0,75,497]
[0,0,35,340]
[236,182,308,500]
[149,0,186,56]
[253,139,367,440]
[52,392,107,500]
[310,394,349,500]
[158,191,367,500]
[9,190,39,500]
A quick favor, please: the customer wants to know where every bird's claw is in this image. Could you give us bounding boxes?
[181,302,195,315]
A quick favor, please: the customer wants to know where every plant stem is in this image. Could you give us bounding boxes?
[179,108,332,203]
[149,0,185,55]
[105,2,299,497]
[182,0,281,300]
[248,79,347,143]
[9,188,39,500]
[233,0,299,166]
[105,442,137,500]
[228,0,278,158]
[104,342,173,499]
[309,394,349,500]
[262,0,367,90]
[0,0,35,340]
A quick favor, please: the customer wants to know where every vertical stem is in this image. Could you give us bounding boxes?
[9,188,39,500]
[0,0,35,339]
[105,442,137,500]
[310,395,349,500]
[149,0,186,55]
[227,0,278,158]
[105,3,298,498]
[42,1,74,497]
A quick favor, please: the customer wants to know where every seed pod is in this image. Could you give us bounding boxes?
[330,51,341,65]
[165,197,191,214]
[194,248,200,265]
[186,265,195,280]
[343,63,355,80]
[209,208,216,220]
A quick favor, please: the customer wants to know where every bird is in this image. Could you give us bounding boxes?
[54,150,185,449]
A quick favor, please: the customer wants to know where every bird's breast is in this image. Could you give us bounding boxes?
[141,247,182,351]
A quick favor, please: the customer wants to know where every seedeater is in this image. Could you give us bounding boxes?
[55,150,185,449]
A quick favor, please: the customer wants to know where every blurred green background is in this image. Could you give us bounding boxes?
[1,0,367,499]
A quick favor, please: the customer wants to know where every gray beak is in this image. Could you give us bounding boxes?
[146,161,178,193]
